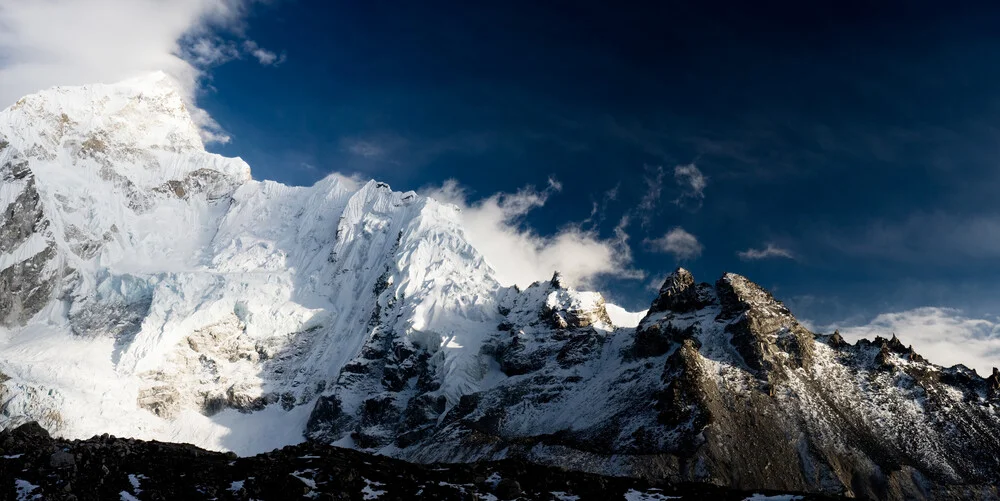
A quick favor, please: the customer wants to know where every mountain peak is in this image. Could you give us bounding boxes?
[715,272,789,319]
[648,267,712,314]
[661,267,694,290]
[116,70,176,91]
[1,72,204,158]
[0,73,250,207]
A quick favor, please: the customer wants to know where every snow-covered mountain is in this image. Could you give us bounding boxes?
[0,72,537,453]
[2,74,1000,500]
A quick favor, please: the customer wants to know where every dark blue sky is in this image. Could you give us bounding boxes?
[199,1,1000,322]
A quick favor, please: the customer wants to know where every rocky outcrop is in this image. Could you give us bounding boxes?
[648,268,714,314]
[632,269,714,359]
[828,330,847,347]
[987,368,1000,400]
[633,320,698,359]
[153,168,242,201]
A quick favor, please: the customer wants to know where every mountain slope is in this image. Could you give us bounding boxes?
[2,75,1000,500]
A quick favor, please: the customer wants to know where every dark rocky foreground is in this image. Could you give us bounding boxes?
[0,423,836,501]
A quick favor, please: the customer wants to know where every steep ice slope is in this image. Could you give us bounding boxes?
[0,72,269,452]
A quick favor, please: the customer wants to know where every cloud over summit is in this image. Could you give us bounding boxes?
[0,0,281,141]
[423,179,640,289]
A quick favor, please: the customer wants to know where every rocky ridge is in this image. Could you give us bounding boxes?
[306,267,1000,500]
[0,422,836,500]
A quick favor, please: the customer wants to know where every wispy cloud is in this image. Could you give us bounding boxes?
[637,165,665,228]
[242,40,285,66]
[672,163,707,210]
[338,131,502,169]
[738,244,795,261]
[829,307,1000,375]
[601,116,674,160]
[581,183,620,230]
[177,36,284,68]
[344,139,387,159]
[611,215,645,281]
[422,178,642,289]
[181,36,241,66]
[825,212,1000,264]
[645,227,702,260]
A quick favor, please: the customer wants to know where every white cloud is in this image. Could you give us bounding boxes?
[637,165,665,228]
[423,179,640,289]
[0,0,281,141]
[180,36,240,67]
[611,215,646,281]
[243,40,285,66]
[738,244,795,261]
[673,163,707,209]
[830,307,1000,375]
[581,183,620,230]
[636,163,706,223]
[646,227,702,260]
[176,36,284,70]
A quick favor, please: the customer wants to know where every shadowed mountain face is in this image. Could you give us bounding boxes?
[2,76,1000,501]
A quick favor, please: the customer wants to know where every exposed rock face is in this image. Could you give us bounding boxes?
[633,269,713,358]
[716,272,815,376]
[648,268,713,314]
[0,422,832,501]
[0,154,59,326]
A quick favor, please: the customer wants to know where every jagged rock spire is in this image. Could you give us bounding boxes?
[549,271,563,289]
[888,333,906,352]
[648,268,712,314]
